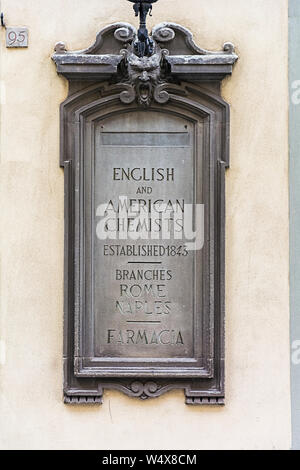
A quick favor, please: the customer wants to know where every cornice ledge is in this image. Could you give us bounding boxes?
[167,53,238,66]
[52,54,123,66]
[52,22,238,82]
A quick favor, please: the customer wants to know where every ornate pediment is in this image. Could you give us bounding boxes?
[52,22,238,87]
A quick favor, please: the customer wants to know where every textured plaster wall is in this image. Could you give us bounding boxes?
[0,0,290,450]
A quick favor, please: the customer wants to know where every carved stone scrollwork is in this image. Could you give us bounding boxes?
[110,25,237,108]
[54,42,67,54]
[223,42,235,54]
[153,83,172,104]
[152,26,175,43]
[119,84,136,104]
[114,26,136,44]
[130,382,160,400]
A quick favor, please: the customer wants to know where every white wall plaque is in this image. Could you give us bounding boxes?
[6,27,28,48]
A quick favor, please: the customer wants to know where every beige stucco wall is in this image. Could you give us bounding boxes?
[0,0,291,450]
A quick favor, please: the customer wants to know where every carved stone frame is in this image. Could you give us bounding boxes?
[53,22,237,405]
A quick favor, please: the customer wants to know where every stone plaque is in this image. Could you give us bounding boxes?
[53,21,237,404]
[75,111,208,377]
[95,113,195,360]
[6,27,28,48]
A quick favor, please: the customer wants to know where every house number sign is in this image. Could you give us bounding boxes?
[6,27,28,48]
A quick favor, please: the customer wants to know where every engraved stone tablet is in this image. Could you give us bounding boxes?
[75,111,208,377]
[95,113,195,360]
[6,27,28,48]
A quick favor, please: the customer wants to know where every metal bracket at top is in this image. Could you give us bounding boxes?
[127,0,159,57]
[1,13,6,28]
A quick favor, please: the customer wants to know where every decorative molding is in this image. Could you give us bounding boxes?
[54,41,67,54]
[152,25,175,43]
[75,22,137,54]
[114,24,137,44]
[64,396,103,405]
[127,382,163,400]
[52,23,238,83]
[60,90,228,404]
[53,20,238,405]
[185,397,225,406]
[152,22,235,56]
[116,46,173,106]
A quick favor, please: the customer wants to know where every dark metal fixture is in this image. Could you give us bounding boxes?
[127,0,158,57]
[1,13,6,28]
